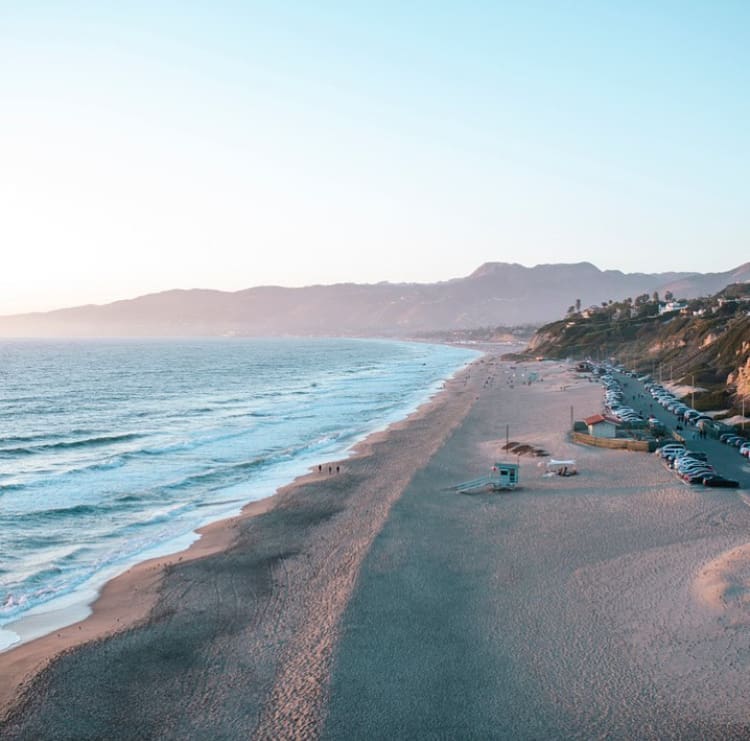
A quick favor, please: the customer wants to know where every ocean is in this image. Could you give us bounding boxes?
[0,338,478,649]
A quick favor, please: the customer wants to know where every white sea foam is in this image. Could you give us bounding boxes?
[0,338,479,649]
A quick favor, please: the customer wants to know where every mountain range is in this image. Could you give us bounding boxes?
[2,261,749,337]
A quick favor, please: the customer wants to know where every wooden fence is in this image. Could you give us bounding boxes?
[572,431,656,452]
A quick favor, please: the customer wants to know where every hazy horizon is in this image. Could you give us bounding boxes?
[2,257,749,319]
[3,3,748,314]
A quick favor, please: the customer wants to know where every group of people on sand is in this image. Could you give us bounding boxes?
[319,464,340,475]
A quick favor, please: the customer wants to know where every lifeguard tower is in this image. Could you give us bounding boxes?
[454,462,520,493]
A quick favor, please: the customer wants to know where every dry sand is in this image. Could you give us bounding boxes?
[4,358,750,739]
[322,363,750,739]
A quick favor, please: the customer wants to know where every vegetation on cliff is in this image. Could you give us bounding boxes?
[527,284,750,418]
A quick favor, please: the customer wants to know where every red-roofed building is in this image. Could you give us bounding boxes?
[584,414,618,438]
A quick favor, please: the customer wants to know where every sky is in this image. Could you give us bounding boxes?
[1,2,748,314]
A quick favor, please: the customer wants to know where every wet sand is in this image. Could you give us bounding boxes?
[5,358,750,739]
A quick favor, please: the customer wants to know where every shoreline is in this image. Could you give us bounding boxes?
[0,352,485,724]
[0,342,481,650]
[7,357,750,736]
[0,340,482,656]
[0,494,277,717]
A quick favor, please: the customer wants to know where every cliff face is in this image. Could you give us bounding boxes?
[728,342,750,400]
[526,327,561,353]
[527,288,750,411]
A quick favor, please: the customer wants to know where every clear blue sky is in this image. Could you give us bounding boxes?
[2,1,748,313]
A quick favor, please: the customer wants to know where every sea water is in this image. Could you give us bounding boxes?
[0,338,478,649]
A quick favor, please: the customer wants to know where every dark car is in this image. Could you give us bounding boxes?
[702,475,740,488]
[683,469,715,484]
[721,434,744,445]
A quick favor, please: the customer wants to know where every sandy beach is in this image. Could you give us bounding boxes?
[0,355,483,738]
[4,356,750,739]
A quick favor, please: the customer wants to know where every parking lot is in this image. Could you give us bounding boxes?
[611,370,750,489]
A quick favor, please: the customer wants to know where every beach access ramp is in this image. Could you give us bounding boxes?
[452,462,520,493]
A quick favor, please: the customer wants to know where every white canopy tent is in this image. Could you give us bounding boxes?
[545,459,577,476]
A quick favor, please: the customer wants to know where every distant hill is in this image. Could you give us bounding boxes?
[656,263,750,301]
[0,261,748,338]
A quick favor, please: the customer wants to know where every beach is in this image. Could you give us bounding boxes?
[0,353,483,738]
[4,356,750,738]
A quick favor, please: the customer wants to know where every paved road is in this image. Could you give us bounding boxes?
[614,372,750,489]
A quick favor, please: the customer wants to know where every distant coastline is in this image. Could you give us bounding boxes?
[2,261,748,338]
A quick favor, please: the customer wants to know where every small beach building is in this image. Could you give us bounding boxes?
[584,414,618,439]
[454,462,520,493]
[489,462,520,490]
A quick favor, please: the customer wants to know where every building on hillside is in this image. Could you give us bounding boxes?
[580,306,601,319]
[718,296,750,307]
[659,301,688,315]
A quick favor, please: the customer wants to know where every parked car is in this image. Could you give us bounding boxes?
[739,442,750,458]
[665,447,692,462]
[683,470,716,484]
[676,460,714,475]
[678,459,714,473]
[658,444,685,459]
[702,475,740,488]
[679,459,714,473]
[721,433,742,444]
[673,450,709,462]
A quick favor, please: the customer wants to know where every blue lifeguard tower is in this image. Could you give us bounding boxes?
[454,462,520,493]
